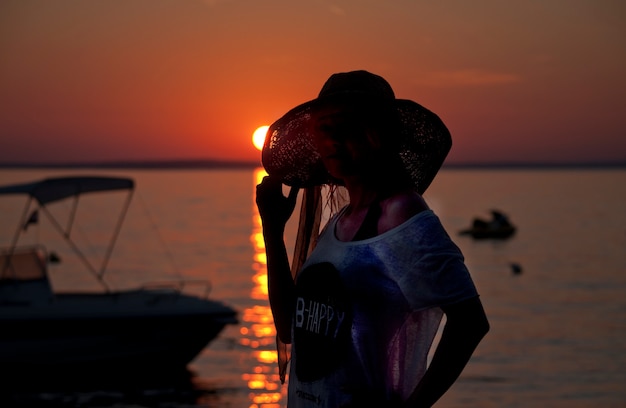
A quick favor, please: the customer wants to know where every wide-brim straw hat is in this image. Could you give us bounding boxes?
[261,70,452,194]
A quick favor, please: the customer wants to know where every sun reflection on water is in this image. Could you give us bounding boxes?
[239,167,286,408]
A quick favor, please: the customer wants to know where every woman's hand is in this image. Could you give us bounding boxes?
[256,175,300,344]
[256,175,299,232]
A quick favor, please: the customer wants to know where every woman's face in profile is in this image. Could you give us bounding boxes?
[311,104,382,181]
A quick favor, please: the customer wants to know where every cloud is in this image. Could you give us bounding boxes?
[329,4,346,16]
[201,0,230,6]
[416,69,521,87]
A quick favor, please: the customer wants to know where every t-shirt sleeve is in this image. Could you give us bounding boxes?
[383,211,478,311]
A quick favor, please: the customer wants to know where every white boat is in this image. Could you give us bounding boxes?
[0,176,238,375]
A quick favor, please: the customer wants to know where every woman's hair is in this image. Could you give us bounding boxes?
[323,184,349,220]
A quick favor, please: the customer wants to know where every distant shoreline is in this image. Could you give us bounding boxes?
[443,162,626,169]
[0,159,625,170]
[0,159,261,170]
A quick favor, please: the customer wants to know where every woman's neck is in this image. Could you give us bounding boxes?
[342,180,379,210]
[343,175,408,210]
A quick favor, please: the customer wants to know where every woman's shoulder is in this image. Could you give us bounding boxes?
[378,190,430,233]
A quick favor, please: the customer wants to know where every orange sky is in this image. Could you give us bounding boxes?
[1,0,625,165]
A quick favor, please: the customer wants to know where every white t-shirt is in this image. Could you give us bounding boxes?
[288,209,478,407]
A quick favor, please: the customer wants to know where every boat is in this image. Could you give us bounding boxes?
[0,176,238,375]
[459,209,517,239]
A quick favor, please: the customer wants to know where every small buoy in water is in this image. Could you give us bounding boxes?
[48,251,61,263]
[510,262,522,275]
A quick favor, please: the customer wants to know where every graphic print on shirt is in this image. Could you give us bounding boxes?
[294,262,352,381]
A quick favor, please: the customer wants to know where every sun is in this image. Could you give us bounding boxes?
[252,125,270,151]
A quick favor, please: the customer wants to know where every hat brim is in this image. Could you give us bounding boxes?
[262,98,451,195]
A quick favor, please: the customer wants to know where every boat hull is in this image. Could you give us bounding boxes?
[459,226,516,239]
[0,291,238,373]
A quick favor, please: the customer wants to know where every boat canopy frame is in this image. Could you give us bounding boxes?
[0,176,135,291]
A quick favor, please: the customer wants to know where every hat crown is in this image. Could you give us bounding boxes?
[318,70,395,101]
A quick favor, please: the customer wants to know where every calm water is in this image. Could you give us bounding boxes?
[0,167,624,407]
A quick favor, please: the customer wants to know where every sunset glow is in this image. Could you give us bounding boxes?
[1,1,624,165]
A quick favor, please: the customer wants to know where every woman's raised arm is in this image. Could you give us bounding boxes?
[256,176,300,343]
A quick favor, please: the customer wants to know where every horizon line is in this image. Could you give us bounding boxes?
[0,158,625,170]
